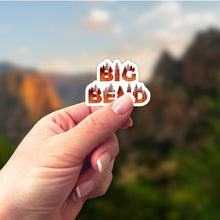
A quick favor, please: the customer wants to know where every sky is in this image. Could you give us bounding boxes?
[0,1,220,81]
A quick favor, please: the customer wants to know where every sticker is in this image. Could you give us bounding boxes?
[85,59,151,106]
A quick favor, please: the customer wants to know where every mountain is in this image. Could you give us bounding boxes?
[154,28,220,89]
[0,70,62,143]
[116,28,220,186]
[153,51,182,81]
[0,62,94,143]
[122,28,220,147]
[1,28,220,145]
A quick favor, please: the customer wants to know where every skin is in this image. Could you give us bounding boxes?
[0,97,133,220]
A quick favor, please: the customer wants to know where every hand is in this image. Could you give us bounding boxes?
[0,94,134,220]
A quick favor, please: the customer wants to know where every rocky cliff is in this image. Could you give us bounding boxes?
[0,70,62,143]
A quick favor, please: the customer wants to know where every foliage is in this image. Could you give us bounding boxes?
[0,137,15,169]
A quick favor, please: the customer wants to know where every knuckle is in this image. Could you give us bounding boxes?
[88,173,113,199]
[97,173,113,197]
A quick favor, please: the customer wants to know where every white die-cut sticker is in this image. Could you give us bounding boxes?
[85,59,151,107]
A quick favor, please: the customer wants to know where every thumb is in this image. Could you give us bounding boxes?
[57,94,134,161]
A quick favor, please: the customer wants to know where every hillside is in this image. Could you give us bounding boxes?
[0,70,62,143]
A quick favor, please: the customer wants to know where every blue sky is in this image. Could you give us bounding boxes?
[0,1,220,81]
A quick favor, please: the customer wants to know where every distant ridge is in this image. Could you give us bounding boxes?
[0,60,94,106]
[0,61,37,75]
[0,62,20,74]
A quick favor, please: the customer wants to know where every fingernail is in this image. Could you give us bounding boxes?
[129,118,133,127]
[97,152,111,173]
[111,94,134,115]
[75,180,95,199]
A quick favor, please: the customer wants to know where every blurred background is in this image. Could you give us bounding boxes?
[0,1,220,219]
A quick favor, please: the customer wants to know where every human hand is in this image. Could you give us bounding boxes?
[0,94,134,220]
